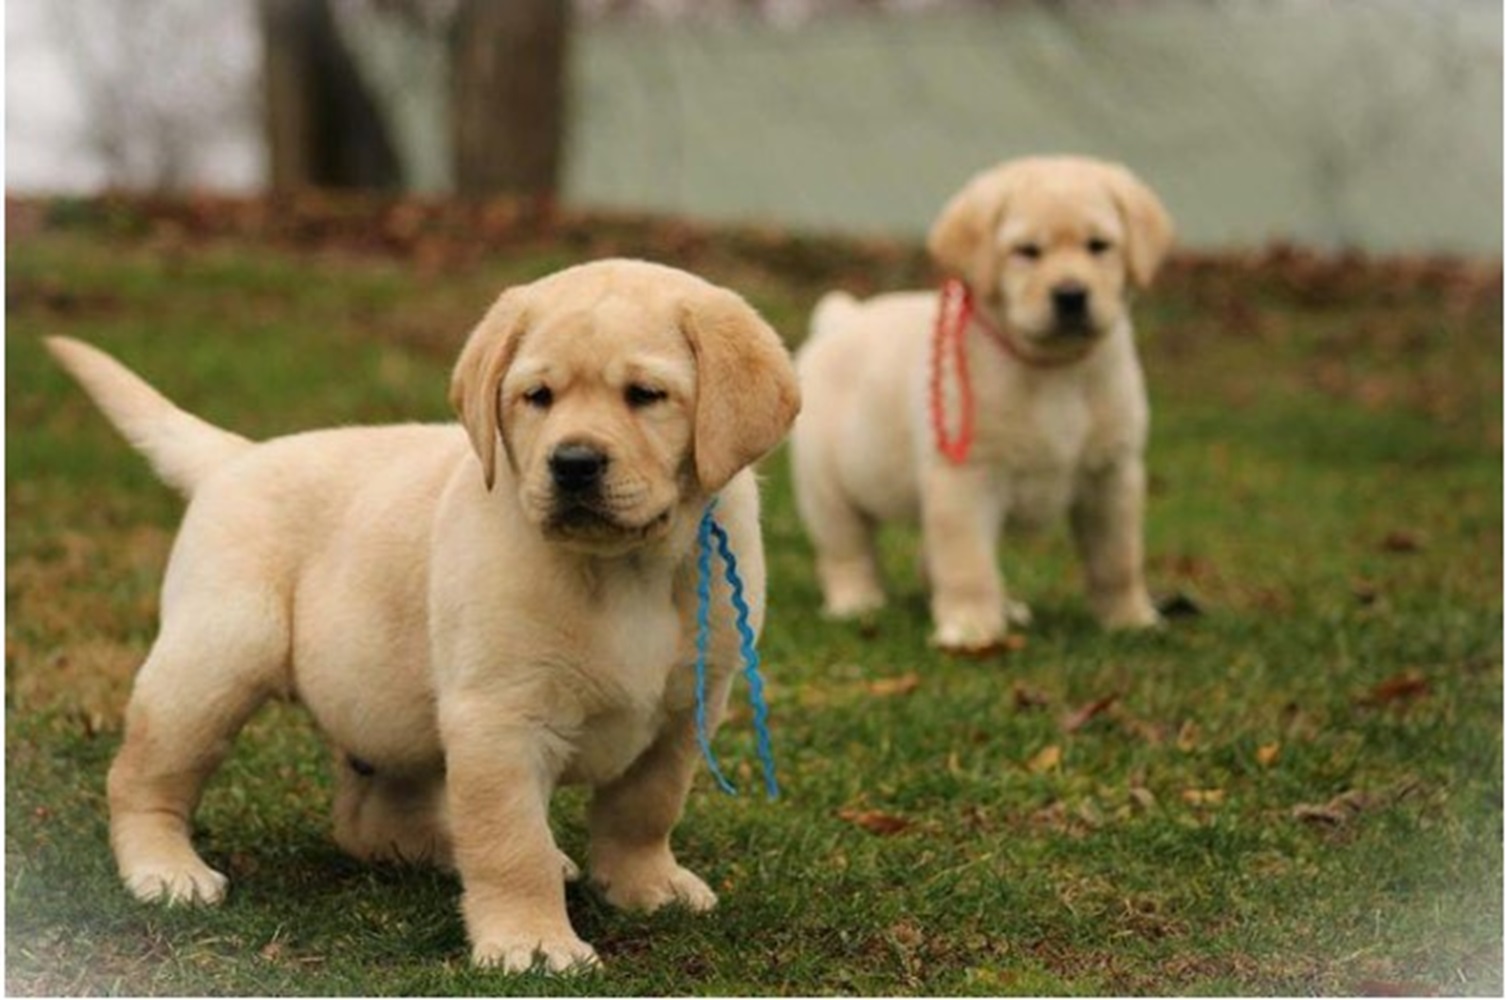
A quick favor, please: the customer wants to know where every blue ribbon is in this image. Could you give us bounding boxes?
[693,500,780,799]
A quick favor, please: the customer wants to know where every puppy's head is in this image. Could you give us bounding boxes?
[927,156,1173,359]
[450,260,800,554]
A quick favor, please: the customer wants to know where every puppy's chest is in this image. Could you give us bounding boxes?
[561,581,686,785]
[980,388,1136,527]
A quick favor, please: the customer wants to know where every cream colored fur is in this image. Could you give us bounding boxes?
[790,156,1173,652]
[46,258,800,973]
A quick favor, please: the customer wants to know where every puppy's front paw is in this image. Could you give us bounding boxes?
[930,630,1007,656]
[929,586,1012,654]
[473,932,599,974]
[123,861,228,905]
[822,588,886,621]
[595,857,718,914]
[818,561,886,620]
[930,611,1007,655]
[1097,594,1162,630]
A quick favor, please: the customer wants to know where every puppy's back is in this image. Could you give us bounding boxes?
[797,290,935,380]
[807,290,859,348]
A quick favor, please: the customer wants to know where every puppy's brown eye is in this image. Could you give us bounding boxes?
[625,384,668,408]
[522,386,553,409]
[1013,244,1042,261]
[1087,237,1113,256]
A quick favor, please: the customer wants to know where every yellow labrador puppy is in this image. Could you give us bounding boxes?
[45,259,800,972]
[791,156,1173,652]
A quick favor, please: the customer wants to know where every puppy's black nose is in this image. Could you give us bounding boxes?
[549,444,608,493]
[1052,283,1090,322]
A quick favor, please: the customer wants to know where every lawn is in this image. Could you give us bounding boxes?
[5,198,1502,995]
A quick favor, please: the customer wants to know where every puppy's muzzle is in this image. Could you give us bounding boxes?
[1051,282,1091,329]
[549,442,609,495]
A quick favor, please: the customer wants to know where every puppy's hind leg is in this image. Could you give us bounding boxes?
[791,446,885,619]
[812,508,886,620]
[332,760,453,869]
[108,590,285,905]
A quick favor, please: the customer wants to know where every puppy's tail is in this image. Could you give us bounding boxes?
[44,336,253,497]
[808,290,860,346]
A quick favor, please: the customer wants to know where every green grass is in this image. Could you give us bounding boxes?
[6,209,1502,995]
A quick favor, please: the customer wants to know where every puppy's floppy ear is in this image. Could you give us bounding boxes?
[680,287,801,494]
[1102,164,1175,288]
[449,289,529,490]
[927,168,1010,298]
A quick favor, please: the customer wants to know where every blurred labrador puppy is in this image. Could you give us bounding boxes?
[791,156,1173,652]
[46,259,799,972]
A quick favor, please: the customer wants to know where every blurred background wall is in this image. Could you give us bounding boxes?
[6,0,1501,254]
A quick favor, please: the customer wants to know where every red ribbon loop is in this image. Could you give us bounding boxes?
[929,277,976,465]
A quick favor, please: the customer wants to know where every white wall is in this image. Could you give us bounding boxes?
[567,2,1503,254]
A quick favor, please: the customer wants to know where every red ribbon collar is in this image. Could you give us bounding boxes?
[929,278,1082,464]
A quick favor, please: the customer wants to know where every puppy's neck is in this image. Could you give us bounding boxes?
[559,499,705,594]
[973,300,1132,371]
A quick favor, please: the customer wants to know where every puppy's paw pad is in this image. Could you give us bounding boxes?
[123,863,228,905]
[473,935,599,975]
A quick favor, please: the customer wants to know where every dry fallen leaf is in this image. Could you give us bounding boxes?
[1076,798,1106,828]
[1379,531,1423,554]
[888,920,925,950]
[1027,744,1062,773]
[1029,800,1070,831]
[1181,788,1225,807]
[1176,720,1201,753]
[1358,671,1430,708]
[1012,683,1051,711]
[1292,789,1374,825]
[1256,742,1281,767]
[1119,714,1168,746]
[940,632,1027,659]
[1351,578,1381,606]
[836,808,914,836]
[867,673,921,697]
[1060,693,1118,734]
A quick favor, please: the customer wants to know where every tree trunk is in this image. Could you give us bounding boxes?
[258,0,401,191]
[450,0,570,198]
